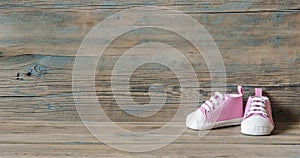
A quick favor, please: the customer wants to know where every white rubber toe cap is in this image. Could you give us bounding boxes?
[186,109,212,130]
[241,115,274,136]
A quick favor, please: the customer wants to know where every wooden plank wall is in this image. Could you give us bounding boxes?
[0,0,299,122]
[0,0,299,157]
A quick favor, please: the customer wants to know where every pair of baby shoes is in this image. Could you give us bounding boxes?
[186,86,275,136]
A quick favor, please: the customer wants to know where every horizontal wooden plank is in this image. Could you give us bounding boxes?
[0,0,299,56]
[0,121,299,157]
[1,54,299,122]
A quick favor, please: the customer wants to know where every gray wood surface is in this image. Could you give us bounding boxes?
[0,0,299,157]
[0,121,299,157]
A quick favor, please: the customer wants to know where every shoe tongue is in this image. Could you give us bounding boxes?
[247,97,267,118]
[214,92,224,102]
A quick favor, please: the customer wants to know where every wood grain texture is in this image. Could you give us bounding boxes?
[0,121,299,157]
[0,0,299,157]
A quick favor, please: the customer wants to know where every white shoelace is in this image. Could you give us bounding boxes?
[201,92,224,113]
[247,97,267,116]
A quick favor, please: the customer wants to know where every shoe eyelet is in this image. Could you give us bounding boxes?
[264,114,268,117]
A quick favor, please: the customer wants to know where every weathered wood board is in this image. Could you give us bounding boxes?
[0,0,299,157]
[0,121,299,157]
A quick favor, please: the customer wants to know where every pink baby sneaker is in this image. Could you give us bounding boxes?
[241,88,275,135]
[186,86,244,130]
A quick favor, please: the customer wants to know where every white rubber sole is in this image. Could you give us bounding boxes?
[214,118,243,128]
[186,117,243,131]
[241,126,274,136]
